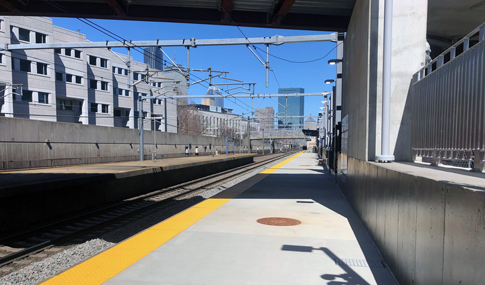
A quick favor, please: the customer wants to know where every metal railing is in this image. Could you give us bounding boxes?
[411,22,485,171]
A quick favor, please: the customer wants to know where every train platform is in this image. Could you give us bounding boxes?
[41,152,397,285]
[0,154,255,231]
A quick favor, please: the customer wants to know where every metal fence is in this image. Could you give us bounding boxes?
[411,22,485,171]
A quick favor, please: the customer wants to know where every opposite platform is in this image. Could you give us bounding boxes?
[0,154,255,231]
[42,152,397,285]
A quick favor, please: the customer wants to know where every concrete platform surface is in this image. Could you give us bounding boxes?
[374,161,485,192]
[43,152,395,285]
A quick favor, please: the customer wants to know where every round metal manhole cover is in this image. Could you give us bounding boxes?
[257,217,301,226]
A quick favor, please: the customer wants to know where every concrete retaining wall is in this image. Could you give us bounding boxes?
[340,156,485,284]
[0,116,248,170]
[0,155,254,231]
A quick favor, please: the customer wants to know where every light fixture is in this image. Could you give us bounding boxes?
[328,59,343,65]
[325,79,335,84]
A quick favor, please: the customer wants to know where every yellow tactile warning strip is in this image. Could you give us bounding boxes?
[40,151,303,285]
[260,151,304,174]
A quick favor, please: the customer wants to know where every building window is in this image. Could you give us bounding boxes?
[55,48,61,54]
[112,67,116,73]
[36,62,47,75]
[55,72,63,81]
[0,54,3,64]
[90,103,98,113]
[117,88,123,96]
[22,90,32,102]
[57,99,73,110]
[64,48,72,56]
[118,68,122,75]
[125,90,129,96]
[19,59,31,72]
[66,74,73,82]
[89,55,97,66]
[75,76,82,84]
[134,73,139,80]
[74,50,81,58]
[101,104,109,113]
[19,28,30,42]
[100,58,108,68]
[89,79,97,89]
[101,81,108,91]
[35,32,46,44]
[38,92,49,104]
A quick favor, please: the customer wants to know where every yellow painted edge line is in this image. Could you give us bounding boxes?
[40,151,302,285]
[260,151,305,174]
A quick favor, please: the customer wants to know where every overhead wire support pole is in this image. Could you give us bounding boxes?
[266,44,269,88]
[186,47,190,88]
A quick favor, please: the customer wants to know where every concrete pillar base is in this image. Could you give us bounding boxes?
[472,150,484,173]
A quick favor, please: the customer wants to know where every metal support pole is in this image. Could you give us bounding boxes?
[376,0,395,162]
[164,99,168,132]
[126,48,131,88]
[153,118,156,147]
[285,96,288,129]
[266,44,269,88]
[186,47,190,88]
[139,98,144,161]
[262,129,265,155]
[270,134,273,154]
[248,118,251,153]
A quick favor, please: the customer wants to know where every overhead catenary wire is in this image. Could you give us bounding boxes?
[252,43,341,64]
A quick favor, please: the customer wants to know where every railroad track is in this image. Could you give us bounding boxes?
[0,152,296,276]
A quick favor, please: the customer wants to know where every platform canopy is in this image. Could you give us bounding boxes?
[0,0,355,31]
[0,0,481,44]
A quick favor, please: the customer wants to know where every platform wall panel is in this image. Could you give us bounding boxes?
[340,156,485,284]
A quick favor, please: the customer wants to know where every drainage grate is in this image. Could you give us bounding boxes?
[257,217,301,226]
[335,259,386,268]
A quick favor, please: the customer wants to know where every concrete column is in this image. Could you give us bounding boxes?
[80,99,89,124]
[2,85,14,118]
[473,151,485,173]
[128,108,135,129]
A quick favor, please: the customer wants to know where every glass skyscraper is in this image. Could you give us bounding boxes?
[143,47,164,71]
[277,88,304,129]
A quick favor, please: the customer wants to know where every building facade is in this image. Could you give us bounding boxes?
[277,87,304,129]
[0,16,179,132]
[143,47,163,71]
[304,117,317,130]
[194,104,259,138]
[255,106,274,130]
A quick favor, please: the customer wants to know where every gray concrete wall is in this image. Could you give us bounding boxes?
[342,0,427,161]
[339,157,485,284]
[0,116,246,170]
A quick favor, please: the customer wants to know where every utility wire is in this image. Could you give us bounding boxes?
[253,43,342,64]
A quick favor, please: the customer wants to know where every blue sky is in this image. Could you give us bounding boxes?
[52,18,337,123]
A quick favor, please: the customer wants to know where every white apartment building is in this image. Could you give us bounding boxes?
[0,16,179,132]
[195,104,260,138]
